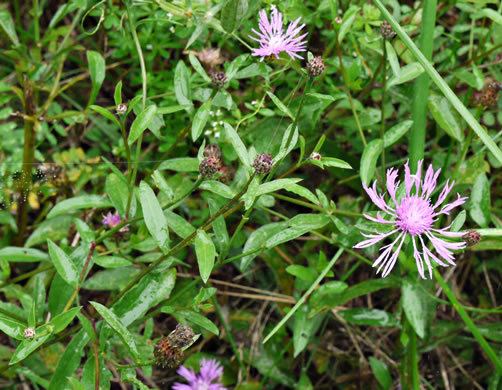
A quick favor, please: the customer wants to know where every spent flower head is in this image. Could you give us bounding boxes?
[173,358,226,390]
[102,211,128,232]
[249,5,308,62]
[353,160,468,279]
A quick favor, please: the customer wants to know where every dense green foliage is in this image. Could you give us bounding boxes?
[1,0,502,388]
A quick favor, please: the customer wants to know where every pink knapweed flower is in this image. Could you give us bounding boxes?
[249,5,308,61]
[172,358,226,390]
[354,160,468,279]
[102,211,128,232]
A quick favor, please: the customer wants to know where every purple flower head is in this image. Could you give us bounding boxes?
[249,5,308,61]
[102,211,128,232]
[172,358,226,390]
[353,160,468,279]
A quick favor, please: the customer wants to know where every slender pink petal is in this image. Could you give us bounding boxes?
[353,229,399,249]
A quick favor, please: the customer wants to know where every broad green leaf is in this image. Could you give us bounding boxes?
[383,120,413,147]
[164,210,196,239]
[94,256,131,268]
[47,195,111,219]
[89,105,121,127]
[128,105,157,144]
[266,91,294,119]
[162,307,219,335]
[221,0,248,33]
[470,173,491,227]
[87,50,105,106]
[293,305,322,357]
[284,184,318,205]
[200,181,236,199]
[226,54,249,81]
[256,178,303,196]
[327,278,398,308]
[43,307,82,334]
[306,92,345,102]
[286,265,317,282]
[386,41,400,78]
[240,222,286,271]
[387,62,424,88]
[224,122,250,167]
[139,181,170,252]
[474,8,502,25]
[112,269,176,326]
[47,239,79,287]
[158,157,200,172]
[105,173,129,219]
[156,104,192,114]
[0,316,25,340]
[0,10,19,46]
[152,170,174,200]
[266,223,328,248]
[48,329,90,390]
[0,247,49,263]
[322,157,352,169]
[90,302,140,360]
[209,199,229,252]
[9,334,51,365]
[188,53,211,82]
[338,6,359,43]
[0,210,17,232]
[83,267,141,291]
[402,280,427,338]
[276,124,299,161]
[428,94,464,142]
[114,80,123,105]
[174,60,193,108]
[451,210,466,232]
[338,308,399,327]
[194,230,216,283]
[453,67,484,90]
[369,357,392,390]
[192,98,213,141]
[360,139,383,184]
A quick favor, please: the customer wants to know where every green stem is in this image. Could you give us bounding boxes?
[15,78,36,246]
[434,268,502,374]
[125,1,148,218]
[210,295,246,376]
[410,0,437,168]
[380,38,387,179]
[262,248,344,344]
[373,0,502,164]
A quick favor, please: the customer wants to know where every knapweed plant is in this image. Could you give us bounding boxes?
[1,0,502,389]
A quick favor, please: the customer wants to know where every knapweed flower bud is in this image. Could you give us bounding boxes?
[306,57,325,78]
[380,20,396,39]
[478,83,501,107]
[116,103,127,115]
[211,71,227,89]
[24,328,36,339]
[462,230,481,246]
[199,157,221,178]
[167,323,195,349]
[203,143,222,160]
[253,153,274,174]
[310,152,322,160]
[334,16,343,24]
[154,337,183,368]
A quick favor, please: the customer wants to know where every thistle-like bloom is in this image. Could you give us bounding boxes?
[172,359,226,390]
[354,160,468,279]
[102,211,128,232]
[249,5,308,61]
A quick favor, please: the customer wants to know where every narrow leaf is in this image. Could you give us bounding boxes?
[128,105,157,144]
[139,181,170,252]
[47,239,79,287]
[194,230,216,283]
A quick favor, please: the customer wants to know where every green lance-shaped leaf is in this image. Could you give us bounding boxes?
[90,302,140,360]
[114,80,123,105]
[383,120,413,147]
[0,247,49,263]
[428,94,464,142]
[470,173,491,228]
[174,60,193,109]
[401,280,427,339]
[86,50,105,107]
[139,181,170,252]
[47,195,111,219]
[0,10,19,46]
[223,122,250,167]
[9,334,51,365]
[221,0,248,33]
[369,357,392,390]
[192,98,213,142]
[194,230,216,283]
[89,105,121,128]
[47,239,79,287]
[266,91,294,119]
[128,105,157,144]
[360,139,383,184]
[162,307,219,335]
